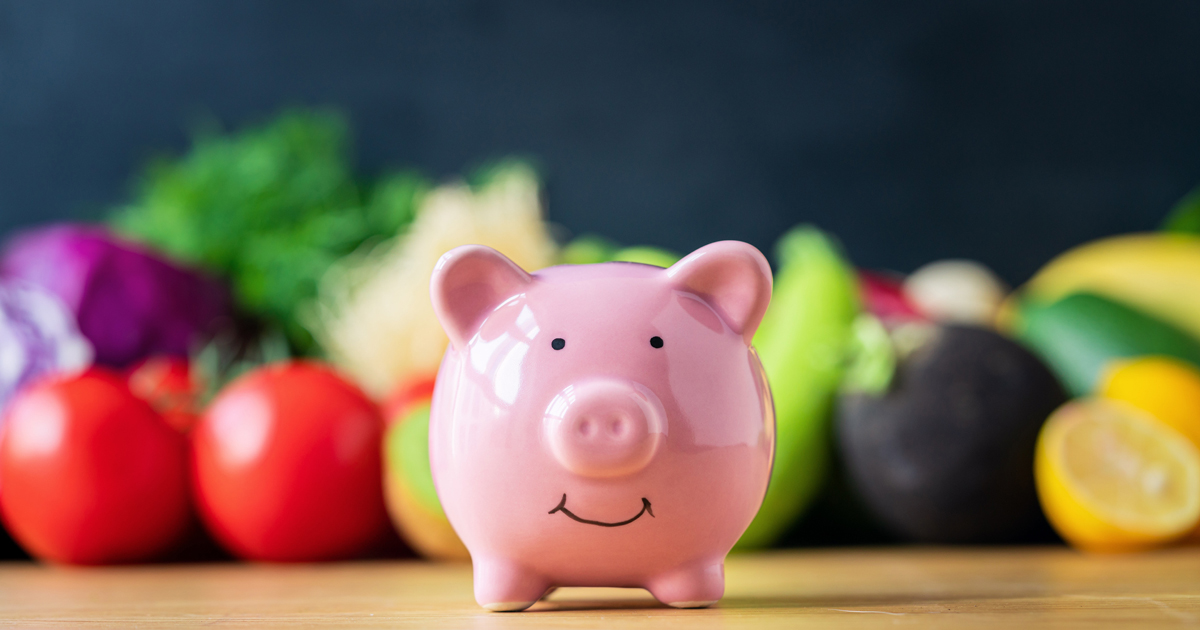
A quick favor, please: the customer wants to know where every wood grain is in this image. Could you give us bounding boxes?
[1,547,1198,628]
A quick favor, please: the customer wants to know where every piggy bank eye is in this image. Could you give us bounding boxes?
[650,336,664,348]
[551,338,566,350]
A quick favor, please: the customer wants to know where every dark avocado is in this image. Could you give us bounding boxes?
[837,324,1067,543]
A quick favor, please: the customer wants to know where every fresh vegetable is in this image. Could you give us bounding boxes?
[560,235,620,265]
[312,162,558,397]
[736,226,860,549]
[0,281,92,412]
[126,356,201,432]
[903,259,1007,326]
[1007,233,1200,342]
[109,110,427,354]
[1013,292,1200,397]
[190,325,293,404]
[839,313,897,396]
[0,224,229,368]
[858,270,924,324]
[190,361,390,561]
[559,236,680,268]
[0,369,191,564]
[1035,398,1200,552]
[383,383,470,561]
[838,325,1067,542]
[609,246,680,268]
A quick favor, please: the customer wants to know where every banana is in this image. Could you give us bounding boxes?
[735,226,860,549]
[1008,233,1200,341]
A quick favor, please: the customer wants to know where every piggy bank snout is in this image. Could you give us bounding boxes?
[545,379,666,478]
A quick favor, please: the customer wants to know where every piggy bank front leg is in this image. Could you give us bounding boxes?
[473,556,550,612]
[645,561,725,609]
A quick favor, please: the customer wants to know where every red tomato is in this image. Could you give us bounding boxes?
[126,356,200,432]
[0,369,191,564]
[190,360,389,561]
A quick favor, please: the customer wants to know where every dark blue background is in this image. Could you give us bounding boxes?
[2,0,1198,283]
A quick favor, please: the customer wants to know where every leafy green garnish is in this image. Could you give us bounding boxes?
[109,110,427,354]
[840,313,897,396]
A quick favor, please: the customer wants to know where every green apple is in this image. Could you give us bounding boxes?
[384,402,470,561]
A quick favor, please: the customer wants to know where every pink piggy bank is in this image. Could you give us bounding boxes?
[428,241,775,611]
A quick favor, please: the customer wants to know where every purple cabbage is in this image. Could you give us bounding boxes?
[0,224,230,367]
[0,282,93,410]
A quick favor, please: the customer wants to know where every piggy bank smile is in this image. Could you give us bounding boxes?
[428,241,775,612]
[549,494,654,527]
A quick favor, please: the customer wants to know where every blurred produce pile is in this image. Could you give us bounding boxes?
[1,107,1199,565]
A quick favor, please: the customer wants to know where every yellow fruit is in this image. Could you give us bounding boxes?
[1098,356,1200,542]
[1014,233,1200,342]
[1035,399,1200,552]
[1099,356,1200,448]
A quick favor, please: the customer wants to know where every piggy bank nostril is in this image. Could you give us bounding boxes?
[575,415,633,441]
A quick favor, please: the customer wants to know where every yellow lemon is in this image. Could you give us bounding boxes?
[1098,356,1200,542]
[1098,356,1200,448]
[1035,398,1200,552]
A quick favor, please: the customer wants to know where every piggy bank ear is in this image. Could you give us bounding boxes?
[431,245,532,349]
[666,241,772,343]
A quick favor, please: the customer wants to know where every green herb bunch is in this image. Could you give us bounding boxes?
[110,110,427,354]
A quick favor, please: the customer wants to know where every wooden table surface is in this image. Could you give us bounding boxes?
[1,547,1198,628]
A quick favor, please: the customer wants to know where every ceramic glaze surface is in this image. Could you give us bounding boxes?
[428,241,775,611]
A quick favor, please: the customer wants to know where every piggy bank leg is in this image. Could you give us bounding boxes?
[473,556,549,612]
[646,561,724,608]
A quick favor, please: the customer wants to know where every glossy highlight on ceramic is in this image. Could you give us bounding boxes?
[428,241,776,611]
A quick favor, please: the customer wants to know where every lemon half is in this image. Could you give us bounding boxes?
[1036,399,1200,552]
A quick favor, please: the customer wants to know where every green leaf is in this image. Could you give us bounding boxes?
[841,313,897,396]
